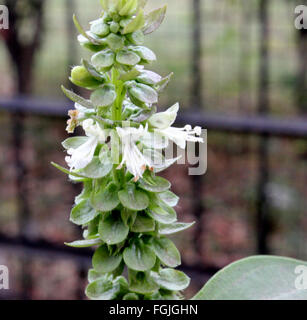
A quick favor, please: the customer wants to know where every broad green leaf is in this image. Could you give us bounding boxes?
[90,19,110,37]
[192,255,307,300]
[139,172,171,193]
[128,82,158,104]
[131,211,155,233]
[61,85,94,109]
[62,137,89,150]
[98,212,129,245]
[116,49,141,66]
[65,237,102,248]
[131,46,156,62]
[143,5,167,35]
[158,221,195,235]
[118,186,149,211]
[123,240,156,271]
[93,245,123,273]
[151,269,190,291]
[78,156,112,179]
[122,9,145,34]
[147,201,177,224]
[91,50,115,69]
[158,190,179,207]
[151,237,181,268]
[91,183,120,212]
[91,85,117,108]
[70,199,98,225]
[75,181,93,205]
[129,270,159,294]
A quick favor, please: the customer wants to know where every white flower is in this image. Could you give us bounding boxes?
[158,125,203,149]
[149,103,204,149]
[65,119,107,170]
[116,124,153,181]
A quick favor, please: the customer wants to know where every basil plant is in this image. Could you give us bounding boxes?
[54,0,307,300]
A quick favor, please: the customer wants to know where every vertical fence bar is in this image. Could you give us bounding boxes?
[191,0,205,256]
[11,110,32,299]
[256,0,270,254]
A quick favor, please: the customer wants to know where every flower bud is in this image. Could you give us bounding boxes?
[126,30,145,45]
[119,0,138,16]
[70,66,102,89]
[110,21,120,33]
[90,19,110,37]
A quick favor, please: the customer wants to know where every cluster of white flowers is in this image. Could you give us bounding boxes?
[65,103,203,180]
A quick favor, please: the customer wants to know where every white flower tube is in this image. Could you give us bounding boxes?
[116,124,153,181]
[65,119,108,170]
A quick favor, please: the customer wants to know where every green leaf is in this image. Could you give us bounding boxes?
[65,238,102,248]
[130,106,156,123]
[158,221,195,235]
[136,70,162,86]
[82,59,107,82]
[139,172,171,193]
[86,275,127,300]
[91,85,117,108]
[122,9,145,34]
[61,85,94,109]
[70,66,102,89]
[151,269,190,291]
[147,201,177,224]
[93,245,123,273]
[129,270,159,294]
[119,68,141,82]
[105,33,125,51]
[91,50,115,69]
[158,190,179,207]
[126,30,145,45]
[62,137,89,150]
[73,14,102,45]
[119,0,138,16]
[99,212,129,245]
[155,72,174,93]
[70,199,98,225]
[123,293,139,300]
[91,183,120,212]
[131,211,155,233]
[118,185,149,211]
[151,237,181,268]
[123,240,156,271]
[51,162,86,179]
[116,49,141,66]
[192,255,307,300]
[143,5,167,35]
[131,46,156,62]
[78,156,112,179]
[88,269,104,283]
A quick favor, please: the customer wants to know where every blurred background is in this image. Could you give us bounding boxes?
[0,0,306,299]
